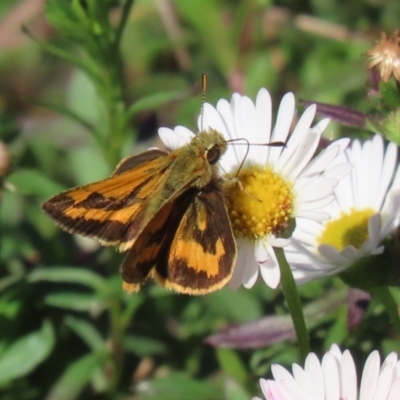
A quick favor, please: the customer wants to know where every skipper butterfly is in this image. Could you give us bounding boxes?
[42,128,236,294]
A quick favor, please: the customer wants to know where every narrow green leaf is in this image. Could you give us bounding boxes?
[0,321,54,384]
[224,378,251,400]
[7,169,64,199]
[123,335,168,357]
[28,267,107,293]
[134,374,223,400]
[28,100,99,139]
[23,27,100,84]
[175,0,236,75]
[47,352,106,400]
[216,348,247,385]
[44,292,105,314]
[125,90,184,121]
[64,316,105,351]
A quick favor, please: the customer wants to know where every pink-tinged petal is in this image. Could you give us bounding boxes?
[387,378,400,400]
[272,364,297,382]
[322,351,341,400]
[382,352,398,369]
[259,379,291,400]
[359,351,380,400]
[292,364,315,397]
[373,363,395,400]
[340,350,357,400]
[304,353,325,400]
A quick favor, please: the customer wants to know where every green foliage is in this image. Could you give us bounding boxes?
[1,0,400,399]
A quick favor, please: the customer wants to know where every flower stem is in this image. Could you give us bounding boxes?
[371,286,400,333]
[274,246,310,361]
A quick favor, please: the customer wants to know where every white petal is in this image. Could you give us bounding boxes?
[200,103,228,137]
[322,352,340,400]
[340,350,357,400]
[302,138,349,177]
[158,126,194,149]
[259,246,281,289]
[359,351,380,400]
[387,378,400,400]
[269,93,295,164]
[255,88,273,164]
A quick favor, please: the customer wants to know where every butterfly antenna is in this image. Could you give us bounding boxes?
[200,73,207,131]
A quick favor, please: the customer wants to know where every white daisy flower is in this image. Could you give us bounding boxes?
[158,89,351,289]
[253,344,400,400]
[286,134,400,285]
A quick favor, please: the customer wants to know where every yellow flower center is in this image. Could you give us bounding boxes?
[223,165,294,240]
[317,208,375,250]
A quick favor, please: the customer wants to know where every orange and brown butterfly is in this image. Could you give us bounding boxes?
[42,81,236,295]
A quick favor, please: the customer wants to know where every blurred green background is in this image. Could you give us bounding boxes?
[1,0,400,399]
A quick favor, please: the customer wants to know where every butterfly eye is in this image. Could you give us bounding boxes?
[206,145,221,165]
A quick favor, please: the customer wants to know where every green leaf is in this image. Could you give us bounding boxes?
[175,0,236,75]
[29,99,98,139]
[224,378,251,400]
[28,267,107,293]
[44,292,105,314]
[47,352,107,400]
[124,335,168,357]
[68,146,110,185]
[205,288,263,322]
[125,90,184,120]
[0,321,55,384]
[216,348,247,385]
[64,316,105,351]
[46,0,91,42]
[7,169,65,199]
[134,374,223,400]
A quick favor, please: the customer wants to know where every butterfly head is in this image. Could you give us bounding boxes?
[194,129,227,166]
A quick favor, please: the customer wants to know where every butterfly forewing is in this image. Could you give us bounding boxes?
[42,150,171,248]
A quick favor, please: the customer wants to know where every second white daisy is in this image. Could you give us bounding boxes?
[286,134,400,285]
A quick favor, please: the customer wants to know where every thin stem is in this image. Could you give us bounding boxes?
[116,0,135,46]
[107,299,124,397]
[273,246,310,361]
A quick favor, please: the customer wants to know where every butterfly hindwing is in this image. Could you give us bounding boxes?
[120,181,236,294]
[160,182,236,294]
